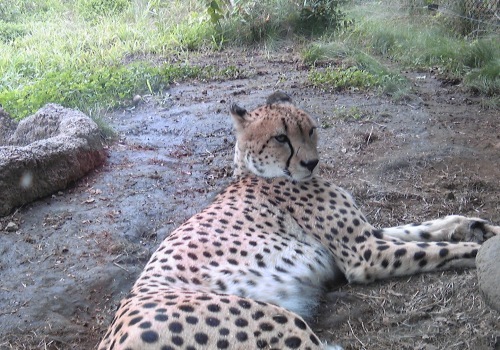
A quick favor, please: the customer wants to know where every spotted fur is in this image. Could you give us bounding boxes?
[99,91,500,350]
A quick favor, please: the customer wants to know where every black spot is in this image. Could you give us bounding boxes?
[229,307,241,315]
[172,336,183,346]
[381,259,389,268]
[355,236,366,243]
[377,245,390,251]
[420,231,431,240]
[413,251,426,260]
[141,330,159,343]
[139,321,152,329]
[256,339,268,348]
[260,322,274,331]
[310,334,320,346]
[129,316,143,326]
[206,317,221,327]
[294,318,307,330]
[417,242,430,248]
[228,258,239,265]
[252,311,265,320]
[235,318,249,327]
[236,331,248,342]
[119,333,128,344]
[284,336,302,348]
[217,339,230,349]
[216,280,227,291]
[272,315,288,324]
[363,249,372,261]
[238,300,252,309]
[207,304,221,312]
[394,248,407,257]
[155,314,168,322]
[143,302,158,309]
[439,248,449,257]
[194,332,209,345]
[393,260,402,269]
[169,322,183,333]
[219,328,230,336]
[179,305,194,313]
[372,229,383,239]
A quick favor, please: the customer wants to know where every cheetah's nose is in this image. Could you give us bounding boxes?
[300,159,319,172]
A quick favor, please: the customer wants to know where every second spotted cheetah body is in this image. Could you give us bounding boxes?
[99,92,500,350]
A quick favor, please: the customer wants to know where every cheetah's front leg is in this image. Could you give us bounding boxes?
[343,239,481,284]
[380,215,500,243]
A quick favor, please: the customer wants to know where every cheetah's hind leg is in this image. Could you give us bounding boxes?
[380,215,500,243]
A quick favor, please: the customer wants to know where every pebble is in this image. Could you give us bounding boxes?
[476,235,500,313]
[5,221,19,232]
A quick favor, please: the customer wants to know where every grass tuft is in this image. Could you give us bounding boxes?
[342,1,500,98]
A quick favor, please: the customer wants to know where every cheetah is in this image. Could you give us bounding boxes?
[99,91,500,350]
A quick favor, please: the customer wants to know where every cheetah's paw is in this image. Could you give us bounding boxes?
[451,217,500,243]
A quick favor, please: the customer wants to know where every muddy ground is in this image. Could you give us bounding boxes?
[0,48,499,350]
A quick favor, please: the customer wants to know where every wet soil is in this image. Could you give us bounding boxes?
[1,48,499,350]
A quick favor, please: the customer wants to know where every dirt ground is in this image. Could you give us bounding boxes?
[0,47,499,350]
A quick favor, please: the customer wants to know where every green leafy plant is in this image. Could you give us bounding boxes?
[206,0,226,26]
[298,0,353,35]
[309,66,380,91]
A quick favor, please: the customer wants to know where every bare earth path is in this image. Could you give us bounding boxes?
[0,48,499,349]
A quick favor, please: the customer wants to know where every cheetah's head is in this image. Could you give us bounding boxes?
[230,91,319,181]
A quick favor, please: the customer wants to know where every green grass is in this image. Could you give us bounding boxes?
[0,0,497,121]
[341,1,500,97]
[303,42,411,98]
[0,0,218,119]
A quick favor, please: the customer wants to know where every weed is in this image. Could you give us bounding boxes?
[344,1,499,98]
[464,59,500,96]
[301,42,348,66]
[77,0,130,20]
[334,106,366,120]
[168,13,214,51]
[0,63,200,119]
[298,0,353,35]
[304,42,410,97]
[207,0,352,45]
[0,21,28,43]
[0,0,55,22]
[310,66,379,91]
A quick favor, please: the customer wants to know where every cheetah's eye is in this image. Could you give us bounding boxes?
[274,134,289,143]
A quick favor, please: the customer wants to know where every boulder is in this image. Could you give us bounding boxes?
[0,104,106,216]
[0,107,17,144]
[476,235,500,312]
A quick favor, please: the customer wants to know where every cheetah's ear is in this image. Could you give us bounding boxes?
[266,91,293,105]
[230,103,249,131]
[231,103,247,118]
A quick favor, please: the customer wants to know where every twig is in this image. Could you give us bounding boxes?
[113,262,130,272]
[348,320,366,348]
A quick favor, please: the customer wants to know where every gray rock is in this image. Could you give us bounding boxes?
[0,107,18,144]
[476,235,500,312]
[5,221,19,232]
[0,104,106,216]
